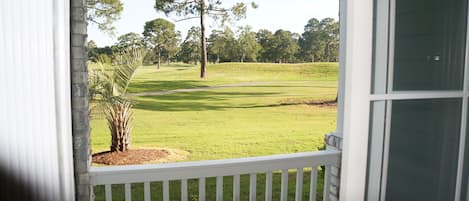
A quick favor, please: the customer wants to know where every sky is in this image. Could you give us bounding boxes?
[88,0,339,47]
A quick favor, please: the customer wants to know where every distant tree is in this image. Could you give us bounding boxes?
[155,0,258,78]
[299,18,339,62]
[88,40,99,62]
[143,18,178,70]
[162,31,181,64]
[179,27,202,64]
[256,29,274,62]
[116,32,145,51]
[265,30,299,63]
[219,28,238,62]
[319,18,339,62]
[299,18,321,62]
[207,27,237,62]
[236,26,261,62]
[207,30,225,63]
[87,0,124,34]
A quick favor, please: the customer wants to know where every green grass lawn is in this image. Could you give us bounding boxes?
[90,62,338,201]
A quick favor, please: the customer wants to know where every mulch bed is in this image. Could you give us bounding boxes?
[92,149,171,165]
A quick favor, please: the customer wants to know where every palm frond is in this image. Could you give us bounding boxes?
[112,48,145,96]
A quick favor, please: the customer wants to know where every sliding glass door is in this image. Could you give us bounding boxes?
[367,0,469,200]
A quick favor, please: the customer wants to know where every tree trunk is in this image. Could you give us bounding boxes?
[157,47,161,70]
[200,0,208,78]
[107,101,132,152]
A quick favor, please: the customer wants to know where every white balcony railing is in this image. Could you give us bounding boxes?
[89,150,341,201]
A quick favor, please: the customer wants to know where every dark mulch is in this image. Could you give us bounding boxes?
[92,149,170,165]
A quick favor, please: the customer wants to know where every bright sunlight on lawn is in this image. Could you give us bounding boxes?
[90,62,338,161]
[90,62,338,201]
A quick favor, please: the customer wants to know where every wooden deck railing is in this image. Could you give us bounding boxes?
[89,150,341,201]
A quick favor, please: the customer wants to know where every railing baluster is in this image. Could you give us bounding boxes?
[199,177,206,201]
[105,184,112,201]
[181,179,188,201]
[322,166,331,201]
[216,176,223,201]
[163,180,170,201]
[144,182,151,201]
[233,175,240,201]
[281,169,288,201]
[125,183,131,201]
[265,171,273,201]
[88,151,341,201]
[250,173,257,201]
[295,168,304,201]
[309,167,318,201]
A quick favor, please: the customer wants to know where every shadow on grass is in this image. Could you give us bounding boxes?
[128,80,210,93]
[249,85,337,89]
[142,63,195,68]
[93,169,326,201]
[133,91,281,112]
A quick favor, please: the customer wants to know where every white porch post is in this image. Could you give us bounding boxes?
[338,0,374,200]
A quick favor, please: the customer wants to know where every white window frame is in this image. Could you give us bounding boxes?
[338,0,374,200]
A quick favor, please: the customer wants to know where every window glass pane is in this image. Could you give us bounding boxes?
[386,99,461,201]
[392,0,467,90]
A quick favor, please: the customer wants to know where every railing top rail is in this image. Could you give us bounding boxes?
[89,150,341,185]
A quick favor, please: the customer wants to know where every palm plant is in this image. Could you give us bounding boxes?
[89,47,145,152]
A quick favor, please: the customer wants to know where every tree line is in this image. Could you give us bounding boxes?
[89,17,339,66]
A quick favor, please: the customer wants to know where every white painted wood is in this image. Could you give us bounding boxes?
[163,180,169,201]
[105,184,112,201]
[336,0,348,136]
[90,152,338,200]
[265,171,273,201]
[366,101,386,201]
[323,166,330,201]
[233,175,240,201]
[125,183,131,201]
[380,101,392,201]
[199,177,206,201]
[89,151,340,185]
[372,0,390,95]
[281,169,288,201]
[309,168,318,201]
[216,176,223,201]
[0,0,74,200]
[339,0,374,200]
[370,91,466,101]
[295,168,304,201]
[455,1,469,200]
[250,173,257,201]
[144,182,151,201]
[181,179,188,201]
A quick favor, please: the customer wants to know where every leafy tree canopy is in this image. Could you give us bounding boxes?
[154,0,257,78]
[87,0,124,34]
[143,18,178,69]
